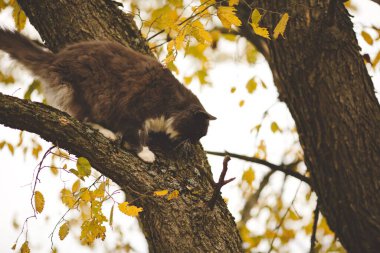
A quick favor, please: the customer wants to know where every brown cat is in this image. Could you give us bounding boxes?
[0,29,216,163]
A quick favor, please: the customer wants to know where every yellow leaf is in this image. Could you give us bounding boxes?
[7,143,14,155]
[251,9,262,26]
[217,6,241,29]
[189,20,212,45]
[273,13,289,39]
[373,51,380,68]
[118,202,143,217]
[61,189,76,208]
[242,167,255,185]
[93,182,105,199]
[11,1,26,31]
[20,241,30,253]
[72,180,81,193]
[229,0,239,6]
[80,189,91,202]
[230,87,236,93]
[109,205,114,227]
[167,190,179,200]
[250,9,270,39]
[59,222,69,240]
[34,191,44,214]
[153,190,169,196]
[76,157,91,177]
[270,122,280,133]
[246,78,257,93]
[11,243,16,250]
[361,31,373,45]
[239,100,245,107]
[252,25,270,39]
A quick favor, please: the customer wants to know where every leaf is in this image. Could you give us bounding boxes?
[239,100,245,107]
[11,243,16,250]
[373,51,380,68]
[59,222,70,240]
[242,167,255,185]
[7,143,14,155]
[250,9,270,39]
[76,157,91,177]
[24,80,41,100]
[61,189,76,208]
[92,182,105,199]
[20,241,30,253]
[250,9,262,26]
[273,13,289,39]
[217,6,241,29]
[34,191,45,214]
[246,78,257,94]
[252,25,270,39]
[80,189,91,202]
[153,189,169,196]
[72,180,81,193]
[230,87,236,93]
[361,31,373,45]
[109,205,114,227]
[270,121,280,133]
[167,190,179,200]
[118,202,143,217]
[11,1,27,31]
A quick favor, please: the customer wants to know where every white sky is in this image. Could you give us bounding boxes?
[0,0,379,252]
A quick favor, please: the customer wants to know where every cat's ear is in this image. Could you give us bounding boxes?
[195,110,217,120]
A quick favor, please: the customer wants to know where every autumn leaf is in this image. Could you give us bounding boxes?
[59,222,70,240]
[217,6,241,29]
[246,78,257,94]
[228,0,239,6]
[270,121,280,133]
[76,157,91,177]
[118,202,143,217]
[242,167,255,185]
[61,189,76,208]
[72,180,81,193]
[167,190,179,200]
[273,13,289,39]
[109,205,114,227]
[361,31,373,45]
[20,241,30,253]
[80,188,91,202]
[250,9,270,39]
[34,191,45,213]
[11,1,27,31]
[239,100,245,107]
[154,189,169,196]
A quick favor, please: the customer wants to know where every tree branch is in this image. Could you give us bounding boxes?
[206,151,311,186]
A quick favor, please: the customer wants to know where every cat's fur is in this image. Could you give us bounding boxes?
[0,29,216,163]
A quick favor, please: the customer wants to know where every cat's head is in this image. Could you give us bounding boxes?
[172,105,216,144]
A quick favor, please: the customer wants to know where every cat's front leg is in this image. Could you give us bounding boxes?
[122,128,155,163]
[88,122,118,141]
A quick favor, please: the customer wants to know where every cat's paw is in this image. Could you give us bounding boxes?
[98,128,118,141]
[137,147,156,163]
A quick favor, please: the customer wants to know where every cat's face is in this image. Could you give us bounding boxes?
[173,106,216,144]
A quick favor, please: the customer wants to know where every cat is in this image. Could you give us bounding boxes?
[0,29,216,163]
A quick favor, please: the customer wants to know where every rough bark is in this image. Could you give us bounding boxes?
[0,0,244,252]
[236,1,380,252]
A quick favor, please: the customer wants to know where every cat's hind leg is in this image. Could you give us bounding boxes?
[122,128,155,163]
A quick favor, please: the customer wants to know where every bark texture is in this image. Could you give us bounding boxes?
[0,0,244,252]
[236,1,380,252]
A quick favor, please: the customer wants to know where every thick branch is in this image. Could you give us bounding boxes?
[206,150,310,186]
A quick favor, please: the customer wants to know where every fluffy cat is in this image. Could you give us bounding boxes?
[0,29,216,163]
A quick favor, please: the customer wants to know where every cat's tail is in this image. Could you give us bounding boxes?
[0,29,54,76]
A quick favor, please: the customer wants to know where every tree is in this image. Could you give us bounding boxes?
[0,0,379,252]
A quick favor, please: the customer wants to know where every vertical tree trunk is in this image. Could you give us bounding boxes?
[237,1,380,252]
[11,0,244,252]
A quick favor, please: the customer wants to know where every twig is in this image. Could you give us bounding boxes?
[310,201,320,253]
[208,156,235,209]
[206,150,311,186]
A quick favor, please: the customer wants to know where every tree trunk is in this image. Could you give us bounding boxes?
[236,1,380,252]
[0,0,244,252]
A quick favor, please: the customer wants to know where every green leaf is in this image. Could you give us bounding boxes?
[76,157,91,177]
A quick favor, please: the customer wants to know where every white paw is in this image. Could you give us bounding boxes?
[137,147,156,163]
[98,128,117,141]
[89,123,117,141]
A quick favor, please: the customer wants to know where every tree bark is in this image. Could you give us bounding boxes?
[0,0,244,252]
[236,1,380,252]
